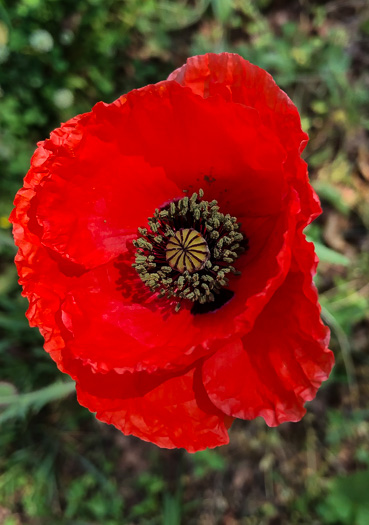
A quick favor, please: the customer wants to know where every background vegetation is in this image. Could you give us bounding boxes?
[1,0,369,523]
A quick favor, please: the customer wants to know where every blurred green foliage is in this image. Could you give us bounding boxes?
[317,469,369,525]
[1,0,369,524]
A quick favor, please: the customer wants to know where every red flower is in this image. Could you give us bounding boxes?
[11,53,334,452]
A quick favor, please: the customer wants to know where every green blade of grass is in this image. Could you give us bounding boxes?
[0,381,76,423]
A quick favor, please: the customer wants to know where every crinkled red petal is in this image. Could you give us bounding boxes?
[115,82,288,218]
[168,53,307,151]
[168,52,321,226]
[58,258,220,374]
[76,365,231,452]
[202,231,334,426]
[30,81,288,272]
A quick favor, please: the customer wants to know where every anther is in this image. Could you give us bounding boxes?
[132,189,248,311]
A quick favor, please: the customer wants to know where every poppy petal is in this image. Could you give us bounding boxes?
[76,365,231,452]
[25,81,288,271]
[202,232,334,426]
[168,53,306,153]
[169,52,320,225]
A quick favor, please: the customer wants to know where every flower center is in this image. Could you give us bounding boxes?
[132,189,247,312]
[165,228,210,273]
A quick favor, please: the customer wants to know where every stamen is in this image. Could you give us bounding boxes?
[132,190,248,312]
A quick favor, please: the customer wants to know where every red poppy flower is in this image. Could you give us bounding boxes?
[11,53,334,452]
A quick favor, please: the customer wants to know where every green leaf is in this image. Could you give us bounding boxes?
[211,0,233,23]
[307,237,350,266]
[321,305,357,398]
[0,381,17,398]
[192,449,225,478]
[0,381,76,423]
[313,180,351,215]
[317,470,369,524]
[163,493,181,525]
[0,1,12,31]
